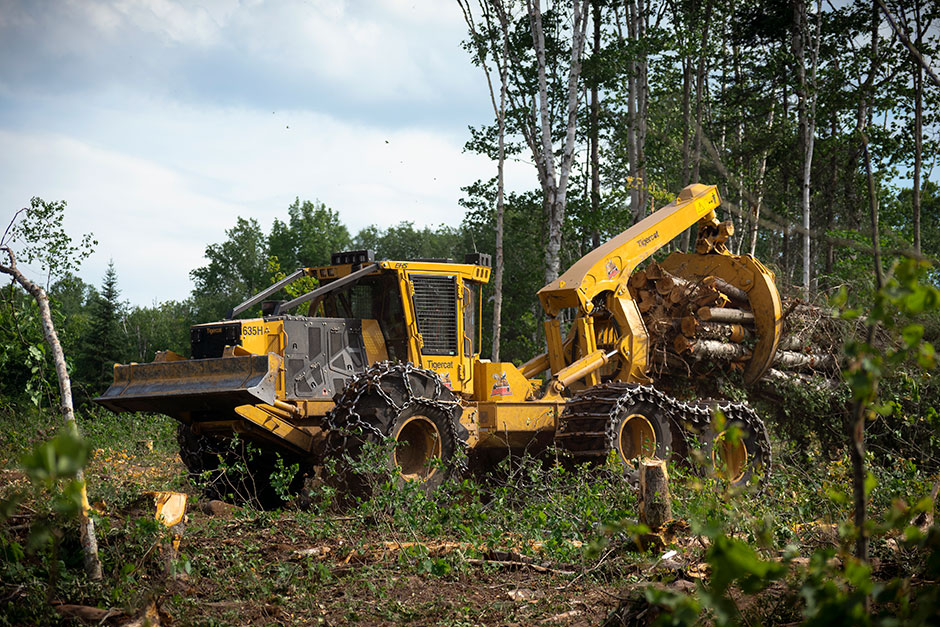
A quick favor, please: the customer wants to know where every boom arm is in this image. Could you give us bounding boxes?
[534,184,781,395]
[538,184,723,317]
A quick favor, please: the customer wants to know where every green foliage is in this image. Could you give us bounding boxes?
[353,221,465,262]
[76,261,124,394]
[269,198,350,268]
[2,197,96,280]
[190,216,269,321]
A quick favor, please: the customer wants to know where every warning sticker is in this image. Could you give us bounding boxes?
[439,371,453,390]
[490,372,511,397]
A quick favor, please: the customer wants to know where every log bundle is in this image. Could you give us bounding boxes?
[629,261,842,384]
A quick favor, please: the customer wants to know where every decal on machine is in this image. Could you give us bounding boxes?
[605,259,620,279]
[491,372,511,397]
[439,371,453,390]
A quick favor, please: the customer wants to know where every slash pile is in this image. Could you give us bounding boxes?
[630,261,842,385]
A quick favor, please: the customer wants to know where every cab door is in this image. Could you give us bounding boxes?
[407,272,464,393]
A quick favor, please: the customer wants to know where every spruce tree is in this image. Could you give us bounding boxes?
[78,261,123,394]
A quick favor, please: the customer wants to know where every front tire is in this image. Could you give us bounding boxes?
[325,362,466,495]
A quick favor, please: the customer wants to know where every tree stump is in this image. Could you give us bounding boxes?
[639,459,673,530]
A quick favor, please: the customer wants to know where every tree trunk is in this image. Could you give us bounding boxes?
[751,101,775,256]
[690,0,713,185]
[913,10,923,254]
[455,0,509,359]
[591,0,601,248]
[627,0,640,222]
[526,0,590,285]
[0,248,103,581]
[636,0,649,217]
[792,0,821,299]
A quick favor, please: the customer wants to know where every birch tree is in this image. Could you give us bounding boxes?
[792,0,823,298]
[458,0,511,360]
[488,0,591,285]
[0,198,102,580]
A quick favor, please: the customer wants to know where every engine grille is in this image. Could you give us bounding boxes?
[411,274,458,356]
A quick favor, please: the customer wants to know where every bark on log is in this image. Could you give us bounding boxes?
[688,339,752,361]
[698,307,755,323]
[698,322,751,343]
[773,350,837,371]
[703,275,749,304]
[639,459,673,530]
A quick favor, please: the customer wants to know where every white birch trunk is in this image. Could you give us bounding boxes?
[0,247,102,581]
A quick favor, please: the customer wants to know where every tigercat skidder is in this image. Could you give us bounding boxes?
[97,184,782,494]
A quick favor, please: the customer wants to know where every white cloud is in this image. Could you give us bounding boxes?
[0,99,531,306]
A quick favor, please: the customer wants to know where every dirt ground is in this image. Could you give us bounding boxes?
[1,445,642,626]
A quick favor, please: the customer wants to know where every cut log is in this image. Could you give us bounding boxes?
[697,307,755,324]
[777,335,807,352]
[674,335,694,354]
[655,275,675,296]
[703,275,749,304]
[645,261,664,281]
[773,350,837,371]
[639,459,673,530]
[680,315,699,337]
[697,322,751,343]
[628,270,648,290]
[688,339,751,361]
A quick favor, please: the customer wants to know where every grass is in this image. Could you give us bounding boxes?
[1,403,939,625]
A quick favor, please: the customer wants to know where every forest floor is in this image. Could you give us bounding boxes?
[0,406,937,626]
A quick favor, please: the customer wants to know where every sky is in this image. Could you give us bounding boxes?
[0,0,531,305]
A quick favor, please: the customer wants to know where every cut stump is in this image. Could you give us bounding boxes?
[639,459,673,530]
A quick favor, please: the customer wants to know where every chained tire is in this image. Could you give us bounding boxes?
[325,362,468,496]
[177,423,293,508]
[674,400,772,488]
[555,384,674,466]
[699,403,771,487]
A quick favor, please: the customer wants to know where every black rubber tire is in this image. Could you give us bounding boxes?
[325,364,466,496]
[177,423,295,508]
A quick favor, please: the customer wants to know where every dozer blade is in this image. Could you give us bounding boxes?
[95,353,280,417]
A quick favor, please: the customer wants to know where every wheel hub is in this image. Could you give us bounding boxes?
[393,415,442,480]
[618,413,656,462]
[712,430,749,482]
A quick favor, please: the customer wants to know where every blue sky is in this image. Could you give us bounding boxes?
[0,0,530,304]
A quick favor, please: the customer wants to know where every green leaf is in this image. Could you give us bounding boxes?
[917,343,936,370]
[901,323,925,348]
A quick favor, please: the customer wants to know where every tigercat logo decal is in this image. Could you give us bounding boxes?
[439,372,453,390]
[637,231,660,247]
[491,372,511,397]
[605,259,619,279]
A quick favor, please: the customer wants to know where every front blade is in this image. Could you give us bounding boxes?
[95,353,280,417]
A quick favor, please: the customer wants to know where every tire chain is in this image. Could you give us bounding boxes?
[556,383,772,476]
[323,361,468,471]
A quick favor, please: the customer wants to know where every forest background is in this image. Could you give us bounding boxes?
[3,0,936,408]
